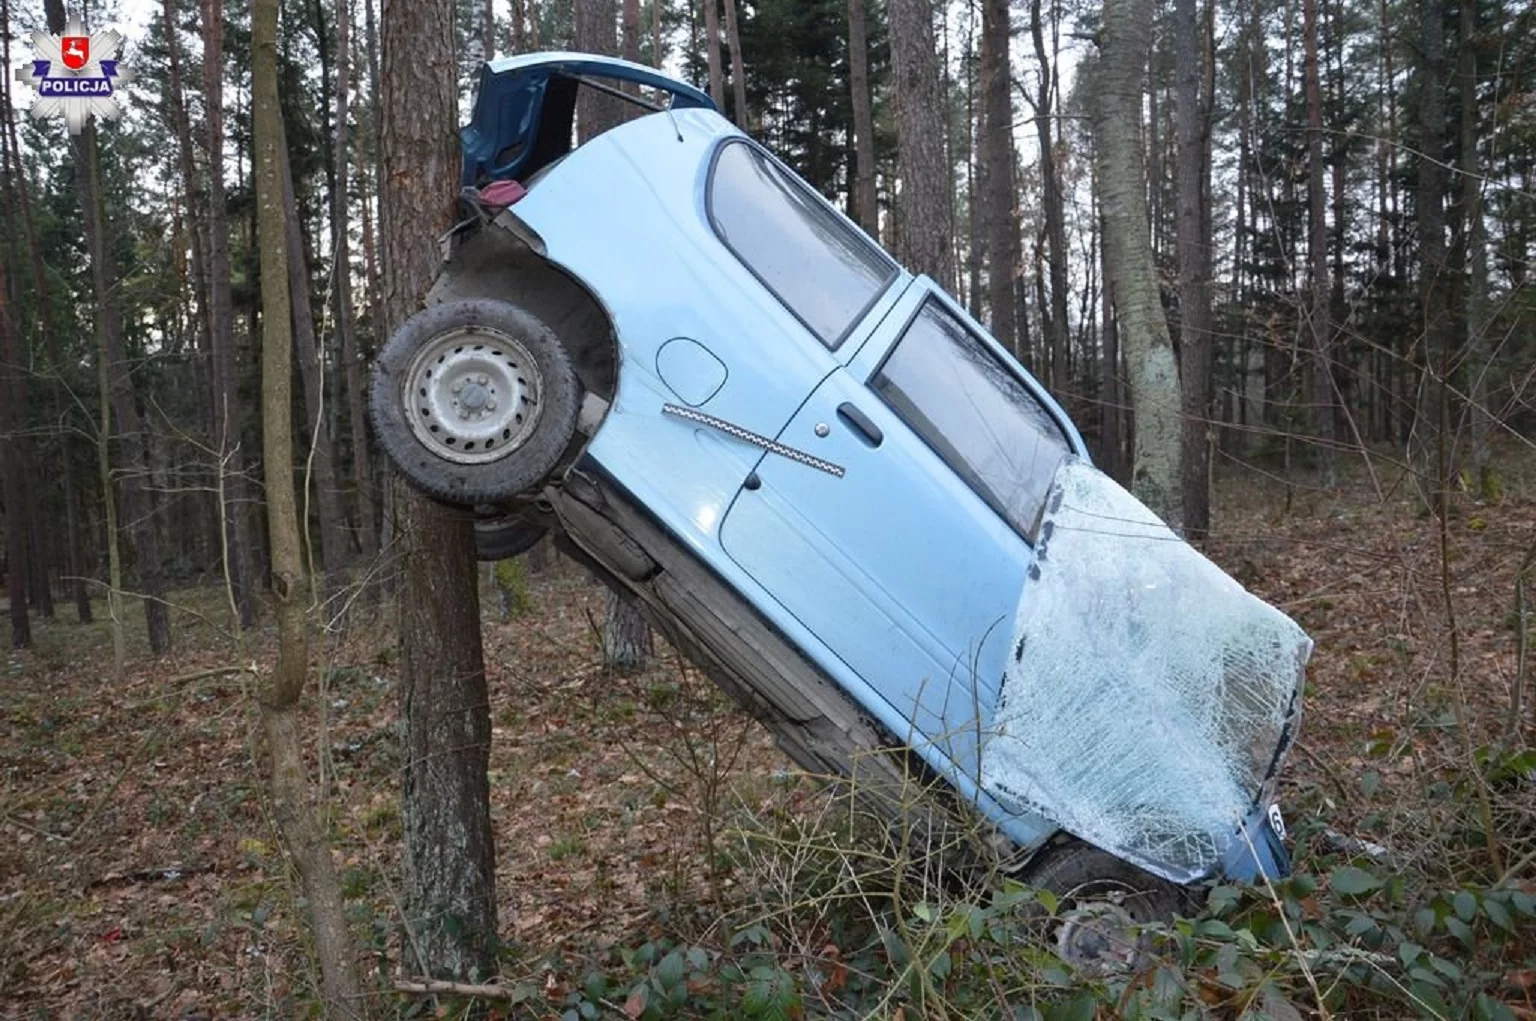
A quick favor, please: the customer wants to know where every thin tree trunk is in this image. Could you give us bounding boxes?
[0,255,29,648]
[847,0,879,235]
[333,0,378,566]
[1459,0,1491,497]
[483,0,496,61]
[1413,0,1449,502]
[721,0,747,126]
[381,0,500,984]
[1100,208,1124,483]
[1303,0,1335,488]
[2,0,88,624]
[888,0,955,288]
[512,0,526,52]
[77,124,172,654]
[1095,0,1183,527]
[280,134,349,590]
[980,0,1019,355]
[202,0,256,629]
[702,0,725,112]
[1174,0,1213,537]
[1030,0,1069,393]
[252,0,369,1009]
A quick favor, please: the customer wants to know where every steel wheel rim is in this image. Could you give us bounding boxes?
[404,326,543,466]
[1053,900,1141,972]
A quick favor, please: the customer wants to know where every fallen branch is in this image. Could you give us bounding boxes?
[394,978,516,999]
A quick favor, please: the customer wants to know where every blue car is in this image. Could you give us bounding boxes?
[370,52,1311,966]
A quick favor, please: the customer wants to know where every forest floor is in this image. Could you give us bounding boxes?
[1,442,1534,1019]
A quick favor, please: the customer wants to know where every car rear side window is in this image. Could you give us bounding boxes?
[709,141,896,349]
[873,299,1070,542]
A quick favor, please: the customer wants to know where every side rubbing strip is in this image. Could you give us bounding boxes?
[661,403,845,478]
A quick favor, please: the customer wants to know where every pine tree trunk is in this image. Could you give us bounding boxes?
[604,587,653,674]
[380,0,500,985]
[251,0,370,1009]
[979,0,1018,355]
[888,0,954,288]
[333,0,378,566]
[721,0,747,126]
[1174,0,1213,536]
[2,0,89,624]
[78,124,173,654]
[622,0,641,64]
[201,0,256,629]
[1412,0,1449,503]
[575,0,623,140]
[1095,0,1183,527]
[280,135,350,590]
[1029,0,1068,391]
[0,255,30,648]
[847,0,879,235]
[1459,0,1491,497]
[702,0,725,112]
[1303,0,1335,488]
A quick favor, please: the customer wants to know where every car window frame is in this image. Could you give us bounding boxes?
[705,137,899,351]
[869,293,1074,545]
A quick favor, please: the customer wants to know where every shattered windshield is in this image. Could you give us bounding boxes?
[981,459,1310,883]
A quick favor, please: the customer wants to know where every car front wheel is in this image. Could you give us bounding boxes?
[369,299,581,506]
[1022,841,1188,974]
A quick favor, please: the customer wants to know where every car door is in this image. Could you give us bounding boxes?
[719,281,1079,775]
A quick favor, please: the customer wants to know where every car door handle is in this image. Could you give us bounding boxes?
[836,403,883,447]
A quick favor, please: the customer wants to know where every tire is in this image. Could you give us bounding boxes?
[473,512,548,562]
[369,299,582,505]
[1021,840,1188,973]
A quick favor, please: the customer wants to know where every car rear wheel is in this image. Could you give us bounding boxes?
[1022,841,1187,974]
[473,508,549,562]
[370,299,581,505]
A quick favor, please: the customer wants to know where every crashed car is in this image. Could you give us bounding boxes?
[370,51,1312,965]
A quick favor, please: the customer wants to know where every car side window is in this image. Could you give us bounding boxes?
[873,299,1069,542]
[709,141,896,349]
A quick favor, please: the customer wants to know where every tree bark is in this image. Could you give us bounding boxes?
[888,0,955,288]
[0,255,29,648]
[1459,0,1491,497]
[604,587,653,675]
[333,0,379,566]
[201,0,256,629]
[575,0,624,140]
[280,134,349,590]
[721,0,748,126]
[1174,0,1213,537]
[1028,0,1069,391]
[979,0,1019,356]
[1413,0,1449,505]
[381,0,500,985]
[847,0,879,236]
[1095,0,1183,527]
[78,125,173,654]
[1303,0,1336,488]
[2,0,88,624]
[252,0,370,1010]
[622,0,641,65]
[702,0,725,112]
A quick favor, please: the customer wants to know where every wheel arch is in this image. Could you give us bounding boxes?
[429,216,620,405]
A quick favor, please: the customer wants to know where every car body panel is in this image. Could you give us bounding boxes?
[435,56,1306,885]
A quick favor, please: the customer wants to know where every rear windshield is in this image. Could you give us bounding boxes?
[708,141,896,349]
